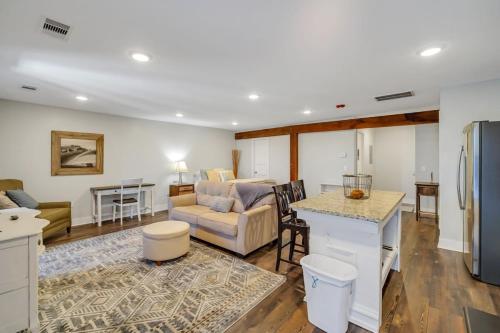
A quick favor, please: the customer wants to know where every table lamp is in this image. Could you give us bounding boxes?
[175,161,189,184]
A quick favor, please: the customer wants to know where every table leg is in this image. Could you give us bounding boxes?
[91,192,96,224]
[151,188,155,216]
[416,193,420,221]
[435,192,439,223]
[97,192,102,227]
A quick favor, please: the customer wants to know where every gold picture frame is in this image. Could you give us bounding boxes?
[51,131,104,176]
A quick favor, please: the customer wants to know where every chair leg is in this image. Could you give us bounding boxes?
[275,230,283,271]
[112,205,116,222]
[130,206,133,219]
[137,203,142,222]
[303,228,310,255]
[289,228,296,261]
[120,206,123,225]
[66,226,71,234]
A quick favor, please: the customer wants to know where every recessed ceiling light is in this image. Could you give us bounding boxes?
[175,112,184,118]
[232,121,239,126]
[248,94,259,101]
[303,109,312,115]
[131,52,151,62]
[420,47,442,57]
[75,95,88,101]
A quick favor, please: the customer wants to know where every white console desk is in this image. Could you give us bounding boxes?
[90,183,155,227]
[0,208,48,333]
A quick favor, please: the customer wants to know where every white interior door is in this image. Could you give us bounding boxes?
[357,131,364,174]
[252,138,269,178]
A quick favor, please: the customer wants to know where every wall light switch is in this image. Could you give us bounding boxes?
[337,152,347,158]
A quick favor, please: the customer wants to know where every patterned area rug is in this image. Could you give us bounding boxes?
[39,227,285,332]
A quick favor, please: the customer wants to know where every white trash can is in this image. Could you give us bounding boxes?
[300,254,358,333]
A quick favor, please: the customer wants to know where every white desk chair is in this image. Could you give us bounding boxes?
[112,178,143,225]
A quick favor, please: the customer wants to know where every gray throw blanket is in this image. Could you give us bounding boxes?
[235,183,274,210]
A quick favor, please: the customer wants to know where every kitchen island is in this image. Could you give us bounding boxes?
[291,189,405,333]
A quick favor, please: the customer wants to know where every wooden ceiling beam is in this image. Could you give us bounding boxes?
[235,110,439,140]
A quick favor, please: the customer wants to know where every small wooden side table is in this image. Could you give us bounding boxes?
[415,182,439,222]
[169,183,194,197]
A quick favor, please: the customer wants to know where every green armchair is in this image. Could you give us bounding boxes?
[0,179,72,239]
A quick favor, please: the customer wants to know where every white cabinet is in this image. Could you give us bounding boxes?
[0,236,39,333]
[0,209,48,333]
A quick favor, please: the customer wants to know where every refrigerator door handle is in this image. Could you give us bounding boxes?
[457,145,465,210]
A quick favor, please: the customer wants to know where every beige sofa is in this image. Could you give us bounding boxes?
[168,181,277,256]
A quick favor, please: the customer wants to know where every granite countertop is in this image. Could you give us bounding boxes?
[290,189,406,222]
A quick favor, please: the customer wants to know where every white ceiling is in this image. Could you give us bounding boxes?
[1,0,500,131]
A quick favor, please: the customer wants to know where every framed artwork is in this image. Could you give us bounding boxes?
[51,131,104,176]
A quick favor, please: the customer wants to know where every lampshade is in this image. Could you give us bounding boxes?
[175,161,188,173]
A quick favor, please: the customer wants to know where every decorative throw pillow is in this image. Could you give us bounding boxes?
[206,170,220,182]
[197,193,216,207]
[6,190,38,209]
[0,191,19,209]
[219,170,235,181]
[200,169,209,180]
[210,196,235,213]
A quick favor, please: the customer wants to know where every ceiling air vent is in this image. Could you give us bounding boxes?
[41,18,71,39]
[375,91,414,102]
[21,85,37,91]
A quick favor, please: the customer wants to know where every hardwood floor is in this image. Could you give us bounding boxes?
[44,212,500,333]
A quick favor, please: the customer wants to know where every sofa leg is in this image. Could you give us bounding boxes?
[66,226,71,234]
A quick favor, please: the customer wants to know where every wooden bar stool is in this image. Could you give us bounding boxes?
[273,183,310,271]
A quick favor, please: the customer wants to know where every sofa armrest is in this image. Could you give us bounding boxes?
[241,205,271,219]
[237,205,275,255]
[38,201,71,209]
[168,193,196,211]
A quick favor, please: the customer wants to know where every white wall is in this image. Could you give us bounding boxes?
[439,79,500,251]
[0,99,235,225]
[299,130,356,196]
[236,135,290,185]
[415,123,439,211]
[371,126,416,205]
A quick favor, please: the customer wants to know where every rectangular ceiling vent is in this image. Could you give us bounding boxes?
[21,85,37,91]
[375,91,414,102]
[41,17,71,39]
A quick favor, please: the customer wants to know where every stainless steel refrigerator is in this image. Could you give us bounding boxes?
[457,121,500,285]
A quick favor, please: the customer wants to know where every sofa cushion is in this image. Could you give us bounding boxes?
[37,208,70,222]
[210,196,235,213]
[228,186,245,213]
[6,190,38,209]
[170,205,212,225]
[198,212,240,237]
[0,191,19,209]
[196,180,233,197]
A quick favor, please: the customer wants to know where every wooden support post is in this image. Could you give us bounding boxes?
[290,131,298,181]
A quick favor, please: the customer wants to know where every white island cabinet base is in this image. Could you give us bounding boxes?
[292,191,404,333]
[0,208,49,333]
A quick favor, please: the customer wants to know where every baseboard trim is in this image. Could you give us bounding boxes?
[71,204,167,227]
[437,237,462,252]
[400,203,414,212]
[349,303,379,333]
